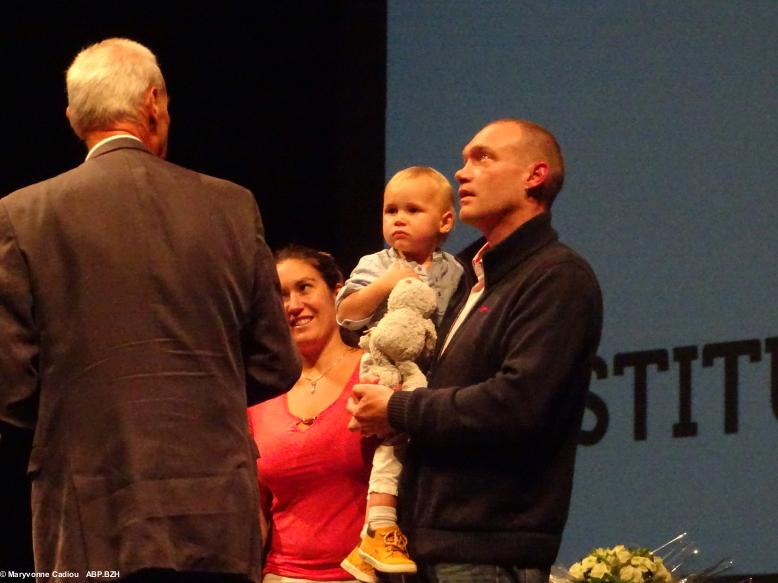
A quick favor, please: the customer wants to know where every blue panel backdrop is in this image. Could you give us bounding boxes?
[386,1,777,575]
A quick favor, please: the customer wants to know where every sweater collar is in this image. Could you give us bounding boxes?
[458,212,558,288]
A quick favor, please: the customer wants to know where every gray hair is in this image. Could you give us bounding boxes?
[66,38,166,138]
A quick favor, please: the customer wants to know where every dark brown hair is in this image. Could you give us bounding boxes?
[274,244,345,291]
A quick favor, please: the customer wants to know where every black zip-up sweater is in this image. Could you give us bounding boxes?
[387,213,603,567]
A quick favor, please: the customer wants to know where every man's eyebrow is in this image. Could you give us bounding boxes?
[461,145,477,159]
[464,144,489,159]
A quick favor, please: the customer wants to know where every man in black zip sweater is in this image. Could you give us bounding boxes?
[349,119,603,583]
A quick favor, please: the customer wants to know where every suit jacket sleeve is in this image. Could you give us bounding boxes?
[0,202,39,429]
[242,203,301,406]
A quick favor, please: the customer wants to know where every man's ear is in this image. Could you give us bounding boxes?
[526,161,549,190]
[144,86,161,128]
[439,209,455,234]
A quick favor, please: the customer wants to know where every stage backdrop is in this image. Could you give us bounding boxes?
[386,1,777,575]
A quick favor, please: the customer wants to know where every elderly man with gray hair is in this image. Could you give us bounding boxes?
[0,38,300,583]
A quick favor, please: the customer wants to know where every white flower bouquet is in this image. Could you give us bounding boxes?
[559,544,672,583]
[551,533,734,583]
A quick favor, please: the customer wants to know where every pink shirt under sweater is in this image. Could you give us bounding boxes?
[248,365,377,580]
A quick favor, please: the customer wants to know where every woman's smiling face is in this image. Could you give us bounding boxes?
[276,258,339,352]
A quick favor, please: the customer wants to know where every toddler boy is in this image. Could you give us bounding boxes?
[337,166,463,581]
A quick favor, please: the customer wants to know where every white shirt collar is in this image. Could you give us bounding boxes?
[85,134,143,161]
[472,241,491,286]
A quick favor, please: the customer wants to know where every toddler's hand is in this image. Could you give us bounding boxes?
[381,259,419,287]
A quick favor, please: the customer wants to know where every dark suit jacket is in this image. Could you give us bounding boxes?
[0,137,301,581]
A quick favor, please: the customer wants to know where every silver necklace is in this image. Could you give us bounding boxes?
[301,347,356,394]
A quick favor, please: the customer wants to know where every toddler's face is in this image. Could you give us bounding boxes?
[382,177,453,264]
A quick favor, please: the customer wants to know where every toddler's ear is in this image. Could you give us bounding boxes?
[439,209,454,234]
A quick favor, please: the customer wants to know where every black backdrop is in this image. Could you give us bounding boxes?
[1,2,386,571]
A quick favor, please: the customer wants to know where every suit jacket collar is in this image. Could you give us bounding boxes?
[86,136,151,161]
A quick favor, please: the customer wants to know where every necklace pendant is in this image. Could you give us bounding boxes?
[300,346,355,396]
